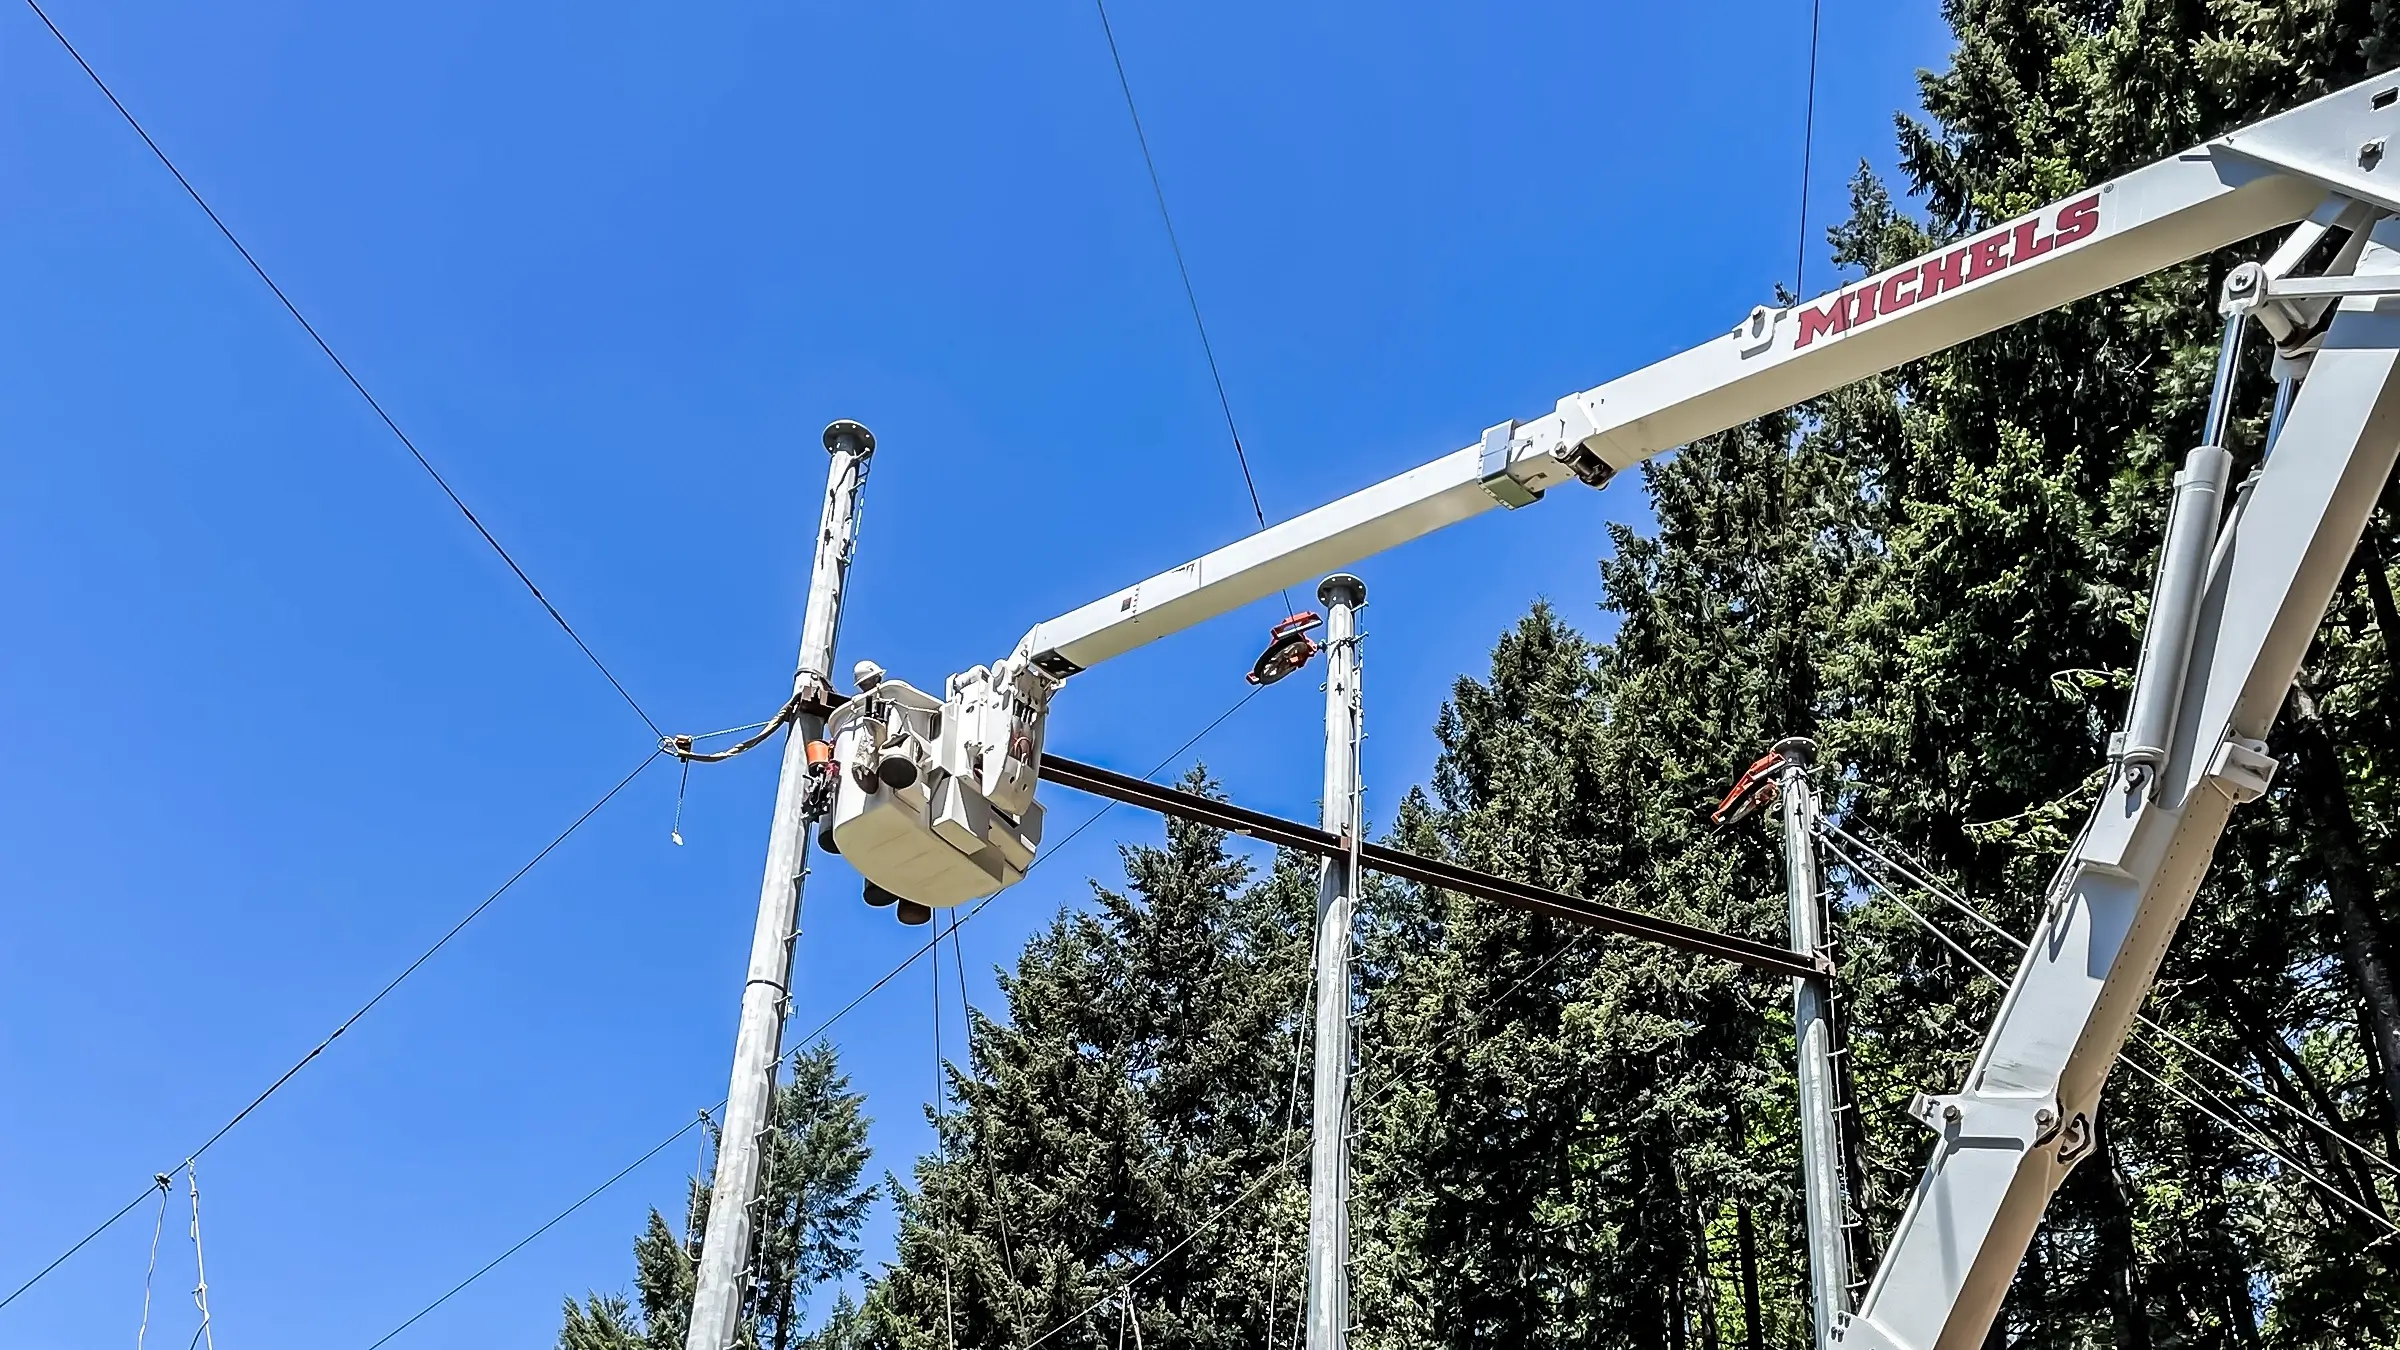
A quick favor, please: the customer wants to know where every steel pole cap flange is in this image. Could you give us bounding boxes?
[1317,573,1366,609]
[823,419,876,455]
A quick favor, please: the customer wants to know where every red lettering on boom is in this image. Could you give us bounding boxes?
[2055,194,2101,244]
[1784,193,2101,351]
[1794,295,1851,349]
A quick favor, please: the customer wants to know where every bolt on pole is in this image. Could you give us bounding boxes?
[1306,573,1365,1350]
[1777,736,1854,1348]
[685,420,875,1350]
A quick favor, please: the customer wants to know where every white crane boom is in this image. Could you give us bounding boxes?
[820,72,2400,1349]
[1010,89,2359,677]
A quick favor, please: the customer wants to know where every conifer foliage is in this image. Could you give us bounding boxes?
[560,1044,875,1350]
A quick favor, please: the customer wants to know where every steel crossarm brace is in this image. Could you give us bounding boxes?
[1037,752,1824,980]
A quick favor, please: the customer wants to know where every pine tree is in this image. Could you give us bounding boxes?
[560,1043,876,1350]
[857,770,1316,1350]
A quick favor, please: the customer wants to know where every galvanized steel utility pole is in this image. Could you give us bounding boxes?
[1777,737,1854,1347]
[686,421,875,1350]
[1306,573,1365,1350]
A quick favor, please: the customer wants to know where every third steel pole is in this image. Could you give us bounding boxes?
[1306,574,1365,1350]
[685,421,875,1350]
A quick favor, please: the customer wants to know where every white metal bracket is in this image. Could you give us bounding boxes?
[1477,420,1544,508]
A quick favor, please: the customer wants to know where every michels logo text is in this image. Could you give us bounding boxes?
[1791,193,2102,350]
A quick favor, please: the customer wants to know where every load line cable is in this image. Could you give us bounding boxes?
[1812,830,2400,1239]
[1820,819,2400,1185]
[357,690,1259,1345]
[1795,0,1824,297]
[0,748,664,1316]
[21,0,663,740]
[1090,0,1294,617]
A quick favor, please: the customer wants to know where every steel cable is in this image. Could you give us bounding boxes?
[21,0,664,739]
[0,750,664,1315]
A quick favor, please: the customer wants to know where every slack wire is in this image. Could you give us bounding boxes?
[361,1110,715,1350]
[21,0,663,740]
[0,749,664,1316]
[1090,0,1294,615]
[355,690,1261,1345]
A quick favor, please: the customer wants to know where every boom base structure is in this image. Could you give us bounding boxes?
[791,71,2400,1350]
[1839,218,2400,1350]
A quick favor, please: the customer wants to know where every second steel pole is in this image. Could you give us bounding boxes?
[1305,574,1365,1350]
[685,421,875,1350]
[1778,737,1854,1347]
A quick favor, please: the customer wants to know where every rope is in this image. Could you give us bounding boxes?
[135,1175,170,1350]
[663,691,808,764]
[1262,962,1317,1350]
[184,1166,215,1350]
[19,0,663,740]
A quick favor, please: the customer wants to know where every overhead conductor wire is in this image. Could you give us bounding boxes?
[1795,0,1824,296]
[359,691,1262,1345]
[1091,0,1294,615]
[1811,829,2400,1240]
[1821,820,2400,1186]
[0,749,663,1315]
[21,0,662,740]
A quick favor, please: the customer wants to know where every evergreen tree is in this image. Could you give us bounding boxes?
[561,1043,876,1350]
[857,770,1316,1350]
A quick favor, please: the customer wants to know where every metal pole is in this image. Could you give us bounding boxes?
[1305,574,1364,1350]
[1777,737,1852,1349]
[686,420,875,1350]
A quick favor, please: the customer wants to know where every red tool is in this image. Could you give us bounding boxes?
[1247,611,1326,686]
[1711,749,1787,826]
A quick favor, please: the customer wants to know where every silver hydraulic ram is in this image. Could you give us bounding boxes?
[2119,315,2243,787]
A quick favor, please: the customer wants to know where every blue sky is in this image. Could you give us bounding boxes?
[0,1,1950,1343]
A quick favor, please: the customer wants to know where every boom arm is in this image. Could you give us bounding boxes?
[1011,85,2365,676]
[826,72,2400,1349]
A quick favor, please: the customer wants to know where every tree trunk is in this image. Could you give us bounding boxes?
[2283,687,2400,1145]
[2097,1117,2151,1350]
[1733,1201,1764,1350]
[2218,979,2386,1214]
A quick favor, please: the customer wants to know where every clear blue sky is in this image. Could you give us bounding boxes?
[0,1,1951,1343]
